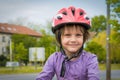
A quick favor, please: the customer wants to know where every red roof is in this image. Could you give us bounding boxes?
[0,23,42,37]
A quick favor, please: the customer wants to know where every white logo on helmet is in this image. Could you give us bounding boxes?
[84,15,90,20]
[83,15,91,25]
[55,14,63,19]
[52,14,63,27]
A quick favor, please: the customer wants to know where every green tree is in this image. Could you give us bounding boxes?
[14,42,27,64]
[12,34,38,48]
[0,55,8,66]
[109,0,120,18]
[91,15,106,34]
[11,34,39,64]
[92,30,120,63]
[92,31,106,48]
[36,20,57,60]
[85,41,106,62]
[110,31,120,63]
[38,29,56,60]
[107,0,120,44]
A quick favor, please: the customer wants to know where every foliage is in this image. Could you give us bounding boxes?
[90,5,120,63]
[108,0,120,63]
[91,15,106,34]
[92,31,106,48]
[11,34,40,64]
[12,34,39,48]
[14,42,27,63]
[110,0,120,18]
[37,29,56,60]
[85,41,106,62]
[10,20,57,64]
[91,30,120,63]
[107,0,120,35]
[34,20,57,61]
[0,55,8,67]
[110,31,120,63]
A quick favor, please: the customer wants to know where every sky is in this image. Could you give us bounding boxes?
[0,0,107,26]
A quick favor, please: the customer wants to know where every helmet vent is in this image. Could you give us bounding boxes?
[62,12,67,15]
[71,8,75,16]
[80,12,83,15]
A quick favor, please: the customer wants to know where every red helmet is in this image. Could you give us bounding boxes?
[52,6,91,33]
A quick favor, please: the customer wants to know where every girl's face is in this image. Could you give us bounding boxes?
[61,25,84,57]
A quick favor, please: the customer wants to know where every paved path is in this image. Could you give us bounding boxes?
[100,70,120,80]
[0,70,120,80]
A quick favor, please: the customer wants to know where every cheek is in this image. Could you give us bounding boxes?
[75,39,83,46]
[61,38,68,44]
[78,38,84,43]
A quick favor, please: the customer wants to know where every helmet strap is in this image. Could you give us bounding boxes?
[67,45,83,61]
[58,30,84,77]
[57,30,62,45]
[60,45,84,77]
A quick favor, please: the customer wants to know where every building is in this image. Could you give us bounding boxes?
[0,23,42,56]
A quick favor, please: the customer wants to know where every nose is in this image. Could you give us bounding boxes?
[70,36,77,42]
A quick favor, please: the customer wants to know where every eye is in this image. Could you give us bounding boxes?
[64,34,71,36]
[76,34,83,37]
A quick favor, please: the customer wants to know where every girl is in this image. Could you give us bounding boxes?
[36,6,100,80]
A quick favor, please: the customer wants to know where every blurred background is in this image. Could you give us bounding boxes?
[0,0,120,80]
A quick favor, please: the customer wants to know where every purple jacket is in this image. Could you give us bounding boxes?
[36,50,100,80]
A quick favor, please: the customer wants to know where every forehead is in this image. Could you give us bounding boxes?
[62,25,84,33]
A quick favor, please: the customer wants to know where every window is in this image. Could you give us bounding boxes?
[2,36,5,42]
[7,27,12,31]
[0,26,5,30]
[2,47,6,53]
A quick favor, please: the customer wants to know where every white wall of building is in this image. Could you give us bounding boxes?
[0,33,11,56]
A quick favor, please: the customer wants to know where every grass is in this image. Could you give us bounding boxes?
[111,79,120,80]
[99,63,120,70]
[0,66,42,74]
[0,64,120,75]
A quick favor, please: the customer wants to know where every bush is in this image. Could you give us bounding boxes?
[0,55,8,67]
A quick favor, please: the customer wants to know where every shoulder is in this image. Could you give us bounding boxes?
[49,52,63,59]
[82,51,100,79]
[82,50,97,58]
[81,50,98,63]
[47,52,64,63]
[44,52,63,67]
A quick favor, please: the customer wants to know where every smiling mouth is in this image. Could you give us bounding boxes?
[69,44,78,46]
[68,45,79,47]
